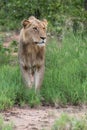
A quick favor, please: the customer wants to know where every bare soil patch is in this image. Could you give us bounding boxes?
[2,105,87,130]
[1,31,19,47]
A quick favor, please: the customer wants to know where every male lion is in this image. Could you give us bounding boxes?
[18,16,48,91]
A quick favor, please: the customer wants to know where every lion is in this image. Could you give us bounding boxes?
[18,16,48,91]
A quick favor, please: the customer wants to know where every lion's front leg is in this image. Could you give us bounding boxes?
[20,65,34,88]
[34,66,45,91]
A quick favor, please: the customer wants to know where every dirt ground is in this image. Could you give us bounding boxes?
[2,105,87,130]
[1,31,19,47]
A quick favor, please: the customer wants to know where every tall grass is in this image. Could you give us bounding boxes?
[0,33,87,109]
[42,34,87,105]
[0,65,40,109]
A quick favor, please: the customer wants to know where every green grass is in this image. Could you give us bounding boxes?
[0,33,87,109]
[0,65,41,109]
[42,34,87,105]
[52,113,87,130]
[0,115,13,130]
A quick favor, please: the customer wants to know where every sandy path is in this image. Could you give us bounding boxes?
[2,105,87,130]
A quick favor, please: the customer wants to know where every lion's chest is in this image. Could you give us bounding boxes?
[27,53,43,67]
[22,45,45,68]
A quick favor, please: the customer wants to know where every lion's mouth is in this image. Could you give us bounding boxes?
[34,42,45,47]
[35,39,46,45]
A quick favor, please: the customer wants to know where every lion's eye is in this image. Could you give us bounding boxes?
[33,27,37,30]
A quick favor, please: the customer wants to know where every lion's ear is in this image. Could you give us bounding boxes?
[22,19,31,28]
[42,19,48,27]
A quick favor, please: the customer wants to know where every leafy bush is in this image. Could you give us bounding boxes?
[0,0,87,35]
[0,44,11,65]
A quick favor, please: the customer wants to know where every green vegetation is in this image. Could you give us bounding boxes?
[0,0,87,110]
[0,33,87,110]
[52,113,87,130]
[0,115,13,130]
[0,65,41,109]
[42,33,87,106]
[0,0,87,36]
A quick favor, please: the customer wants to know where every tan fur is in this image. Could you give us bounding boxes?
[18,16,48,91]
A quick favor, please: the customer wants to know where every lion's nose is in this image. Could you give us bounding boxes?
[40,36,46,40]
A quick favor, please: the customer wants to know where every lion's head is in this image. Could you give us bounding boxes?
[20,16,48,46]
